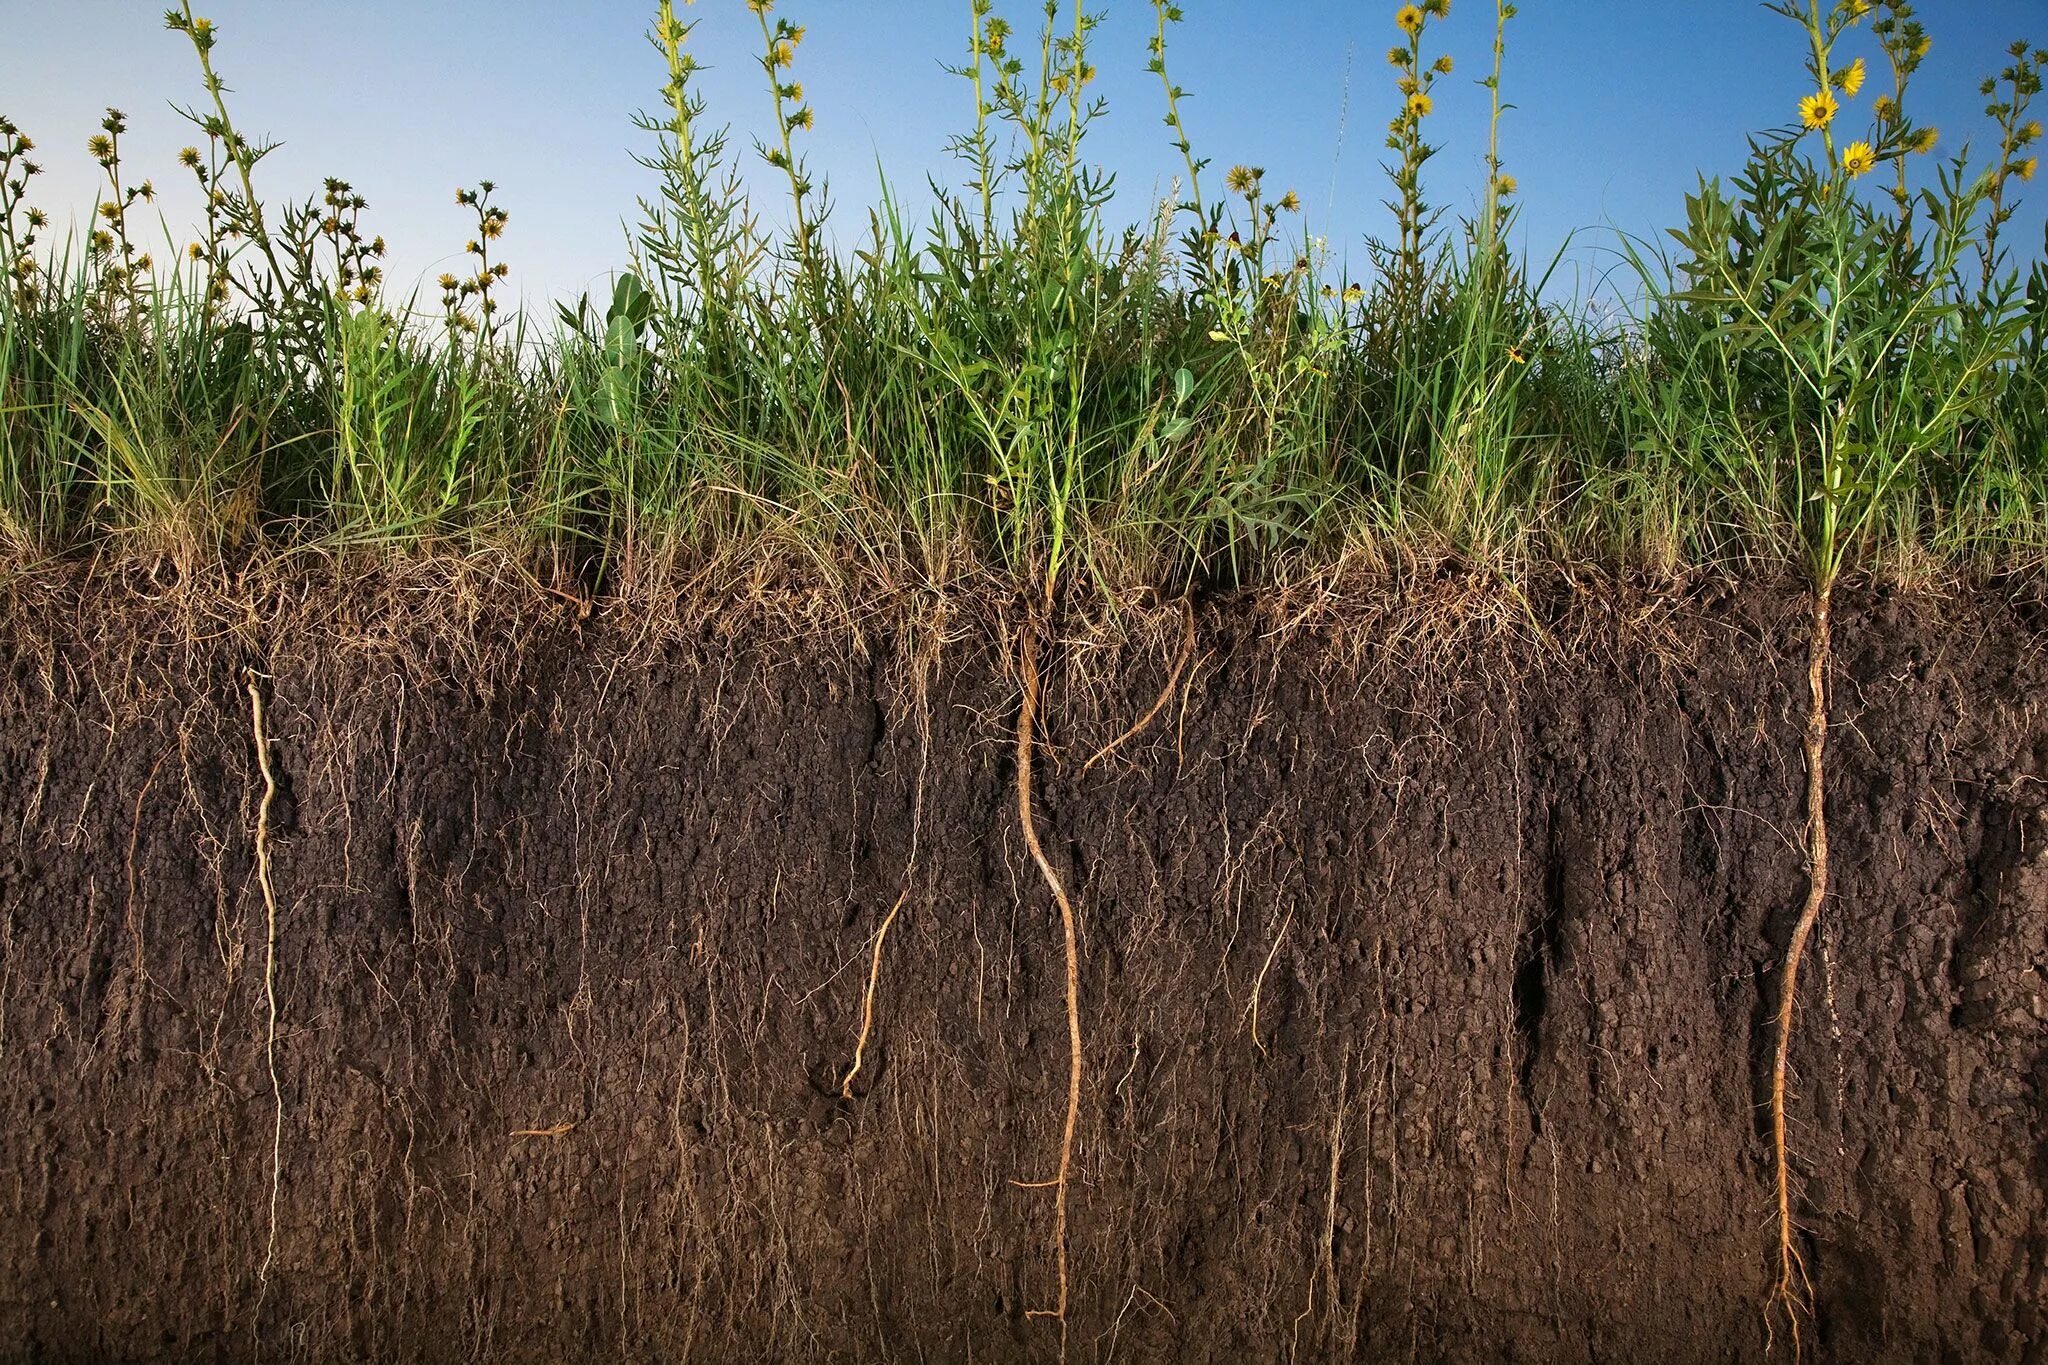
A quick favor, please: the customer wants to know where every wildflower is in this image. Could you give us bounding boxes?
[1407,91,1434,118]
[437,273,459,291]
[87,133,114,162]
[189,242,205,261]
[2019,156,2040,181]
[1343,283,1365,303]
[1799,89,1839,130]
[1224,164,1262,195]
[1387,46,1408,68]
[1873,95,1899,122]
[178,146,202,169]
[1496,173,1519,196]
[2022,119,2044,145]
[1507,344,1526,364]
[793,107,815,130]
[1841,140,1876,177]
[1424,0,1448,15]
[1278,189,1301,212]
[27,209,47,229]
[1433,54,1454,75]
[1395,5,1425,37]
[1911,126,1939,154]
[1835,57,1865,96]
[90,229,114,255]
[98,202,121,222]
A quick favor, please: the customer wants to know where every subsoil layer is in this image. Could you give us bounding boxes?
[1,577,2045,1363]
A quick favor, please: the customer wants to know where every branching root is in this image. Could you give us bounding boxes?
[1083,599,1196,774]
[1767,584,1832,1354]
[1015,616,1083,1361]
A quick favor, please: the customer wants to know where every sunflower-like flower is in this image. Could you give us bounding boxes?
[1872,95,1899,123]
[1395,5,1424,37]
[2019,156,2040,182]
[1835,57,1866,97]
[1911,126,1939,155]
[1496,173,1519,197]
[1224,164,1263,196]
[1799,89,1839,130]
[1278,189,1301,212]
[1841,141,1876,177]
[1433,54,1454,75]
[1386,46,1408,68]
[1407,91,1434,118]
[178,146,202,169]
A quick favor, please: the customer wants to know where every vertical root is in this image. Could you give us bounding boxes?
[1767,583,1831,1354]
[244,670,286,1292]
[1014,616,1082,1361]
[839,889,909,1099]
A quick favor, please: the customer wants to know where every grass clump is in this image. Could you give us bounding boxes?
[0,0,2042,594]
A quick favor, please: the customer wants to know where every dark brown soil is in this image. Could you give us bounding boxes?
[1,575,2044,1363]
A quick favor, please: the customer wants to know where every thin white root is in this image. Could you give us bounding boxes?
[840,890,909,1099]
[245,670,285,1290]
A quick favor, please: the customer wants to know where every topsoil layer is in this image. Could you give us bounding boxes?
[0,576,2044,1363]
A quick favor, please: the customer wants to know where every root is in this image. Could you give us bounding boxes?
[244,670,286,1292]
[1083,599,1196,774]
[1766,582,1832,1354]
[839,889,909,1099]
[1015,615,1083,1361]
[1246,907,1293,1056]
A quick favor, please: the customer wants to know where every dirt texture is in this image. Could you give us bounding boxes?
[0,575,2044,1363]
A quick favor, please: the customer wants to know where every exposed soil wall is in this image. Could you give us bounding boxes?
[0,578,2044,1363]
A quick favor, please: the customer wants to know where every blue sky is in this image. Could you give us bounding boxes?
[4,1,2043,309]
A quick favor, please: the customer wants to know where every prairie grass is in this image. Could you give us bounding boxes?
[0,0,2042,598]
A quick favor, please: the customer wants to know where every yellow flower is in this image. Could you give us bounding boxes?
[1395,4,1424,36]
[1911,126,1939,154]
[1495,173,1519,197]
[2019,156,2040,182]
[1386,46,1409,68]
[188,242,205,261]
[1872,95,1899,123]
[1835,57,1865,97]
[1408,91,1434,118]
[1432,54,1454,75]
[1799,90,1838,130]
[1841,141,1876,177]
[1225,164,1262,196]
[1278,190,1301,212]
[2022,119,2044,144]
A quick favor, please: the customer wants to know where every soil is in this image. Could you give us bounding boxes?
[0,572,2044,1363]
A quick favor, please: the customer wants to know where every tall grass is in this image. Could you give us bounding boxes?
[0,0,2043,593]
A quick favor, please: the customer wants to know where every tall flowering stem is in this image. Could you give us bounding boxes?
[1979,41,2047,290]
[1383,0,1450,306]
[749,0,820,284]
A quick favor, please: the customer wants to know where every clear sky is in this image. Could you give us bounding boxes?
[4,1,2043,310]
